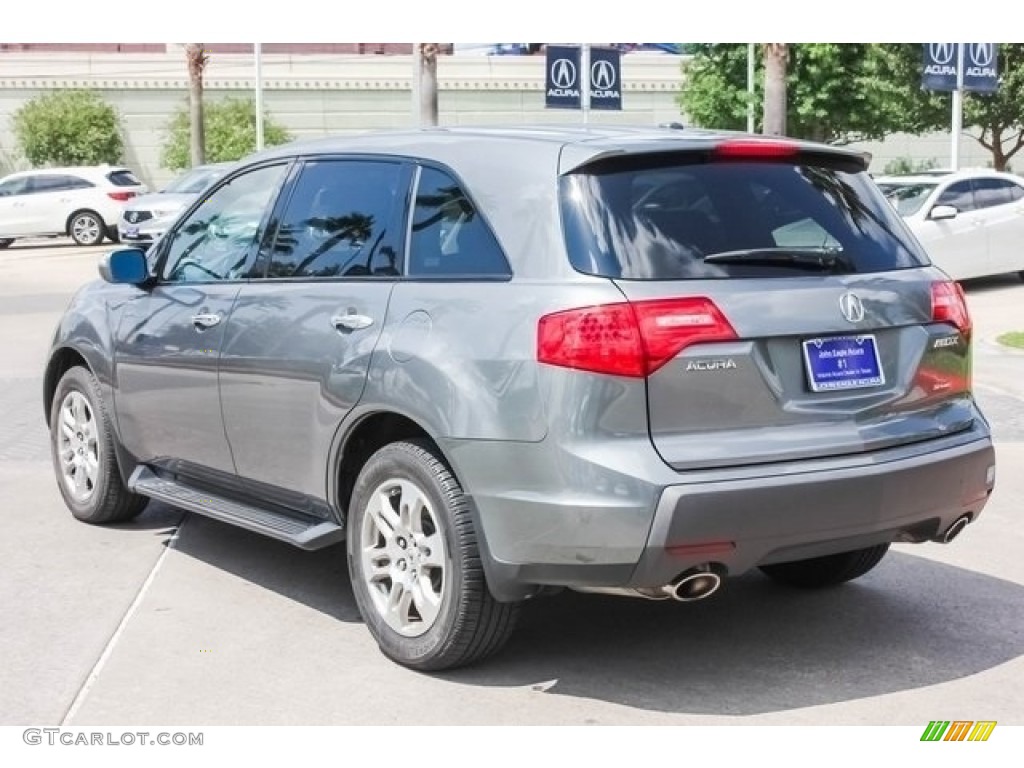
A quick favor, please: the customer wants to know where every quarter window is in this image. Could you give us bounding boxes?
[161,164,287,283]
[408,167,510,277]
[971,177,1019,209]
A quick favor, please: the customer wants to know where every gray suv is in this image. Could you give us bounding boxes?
[45,127,997,670]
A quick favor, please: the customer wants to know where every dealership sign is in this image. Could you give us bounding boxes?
[545,45,622,110]
[922,43,999,92]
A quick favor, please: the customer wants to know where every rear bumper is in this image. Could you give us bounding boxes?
[628,433,995,587]
[446,428,996,598]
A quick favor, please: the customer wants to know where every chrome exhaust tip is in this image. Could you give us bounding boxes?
[942,514,971,544]
[670,569,723,602]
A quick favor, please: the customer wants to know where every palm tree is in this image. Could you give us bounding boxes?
[417,43,440,126]
[185,43,208,165]
[762,43,788,136]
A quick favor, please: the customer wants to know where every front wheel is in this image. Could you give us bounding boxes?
[347,440,519,671]
[759,544,890,588]
[49,366,148,523]
[68,210,105,246]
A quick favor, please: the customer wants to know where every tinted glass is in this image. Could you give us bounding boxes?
[265,160,404,279]
[0,178,30,196]
[161,164,287,283]
[971,177,1017,209]
[30,174,93,193]
[935,180,976,211]
[107,170,142,187]
[408,167,510,277]
[561,157,929,279]
[164,167,229,194]
[1009,182,1024,202]
[878,182,937,216]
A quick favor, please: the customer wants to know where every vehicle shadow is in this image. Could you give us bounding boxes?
[165,509,360,623]
[165,512,1024,716]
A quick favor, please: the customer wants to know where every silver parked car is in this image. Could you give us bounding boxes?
[117,162,234,244]
[45,127,996,670]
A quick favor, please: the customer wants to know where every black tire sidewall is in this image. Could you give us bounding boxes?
[347,442,468,668]
[49,367,118,521]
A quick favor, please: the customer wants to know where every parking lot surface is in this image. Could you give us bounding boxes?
[2,240,1022,725]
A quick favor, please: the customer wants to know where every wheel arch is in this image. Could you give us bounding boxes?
[329,409,534,603]
[44,347,92,426]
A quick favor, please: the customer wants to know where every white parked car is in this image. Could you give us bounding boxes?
[118,163,233,245]
[875,169,1024,281]
[0,166,146,248]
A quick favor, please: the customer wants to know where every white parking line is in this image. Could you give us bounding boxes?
[60,515,187,725]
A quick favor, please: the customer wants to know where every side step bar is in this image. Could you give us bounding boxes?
[129,467,345,550]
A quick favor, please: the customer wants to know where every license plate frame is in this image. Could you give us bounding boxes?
[802,335,885,393]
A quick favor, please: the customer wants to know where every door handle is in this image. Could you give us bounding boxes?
[191,313,221,330]
[331,313,374,332]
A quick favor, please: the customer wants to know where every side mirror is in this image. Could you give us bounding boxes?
[929,205,958,221]
[98,248,150,285]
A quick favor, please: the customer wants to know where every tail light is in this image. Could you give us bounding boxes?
[931,281,972,336]
[107,191,137,202]
[537,297,737,377]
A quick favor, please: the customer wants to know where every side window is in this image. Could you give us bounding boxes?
[0,177,30,197]
[1009,182,1024,202]
[971,177,1016,209]
[265,160,404,279]
[935,181,976,212]
[30,175,93,193]
[161,164,287,283]
[408,167,510,277]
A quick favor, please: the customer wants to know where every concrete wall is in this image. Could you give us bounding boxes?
[0,50,1006,188]
[0,52,686,188]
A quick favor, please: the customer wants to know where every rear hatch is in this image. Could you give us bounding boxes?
[557,139,977,470]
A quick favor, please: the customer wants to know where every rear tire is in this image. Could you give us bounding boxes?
[68,210,105,246]
[759,544,890,588]
[347,439,520,671]
[49,366,148,524]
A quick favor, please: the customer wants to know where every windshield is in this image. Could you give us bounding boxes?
[560,156,930,280]
[877,182,937,217]
[164,167,227,195]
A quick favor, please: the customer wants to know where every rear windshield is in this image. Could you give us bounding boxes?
[560,156,930,279]
[106,169,142,187]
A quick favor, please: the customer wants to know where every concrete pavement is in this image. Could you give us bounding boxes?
[2,241,1022,725]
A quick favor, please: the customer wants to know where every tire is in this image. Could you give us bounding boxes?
[68,210,105,246]
[0,238,13,249]
[759,544,890,588]
[347,439,520,671]
[49,366,148,524]
[105,226,120,244]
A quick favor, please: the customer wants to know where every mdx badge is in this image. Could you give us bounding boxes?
[839,292,865,323]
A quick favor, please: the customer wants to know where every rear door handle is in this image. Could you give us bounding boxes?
[191,313,221,330]
[331,313,374,332]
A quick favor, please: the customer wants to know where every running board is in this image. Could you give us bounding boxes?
[129,467,345,550]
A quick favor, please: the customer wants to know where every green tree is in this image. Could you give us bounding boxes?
[679,44,948,144]
[161,97,291,170]
[13,90,123,166]
[963,44,1024,171]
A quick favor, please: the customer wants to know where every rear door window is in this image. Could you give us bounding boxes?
[561,155,929,279]
[971,177,1018,208]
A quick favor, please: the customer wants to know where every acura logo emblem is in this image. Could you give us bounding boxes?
[969,43,994,67]
[839,292,865,323]
[550,58,577,89]
[126,211,138,223]
[591,60,617,90]
[929,43,956,66]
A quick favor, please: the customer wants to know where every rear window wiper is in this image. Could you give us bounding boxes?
[703,247,854,273]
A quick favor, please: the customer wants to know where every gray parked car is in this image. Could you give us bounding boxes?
[117,162,234,245]
[45,126,997,670]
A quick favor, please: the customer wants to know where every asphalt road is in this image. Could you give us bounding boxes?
[1,239,1022,726]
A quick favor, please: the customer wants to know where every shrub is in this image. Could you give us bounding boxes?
[161,97,291,170]
[12,90,123,166]
[882,156,939,175]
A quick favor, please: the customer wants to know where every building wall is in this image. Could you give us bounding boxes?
[0,52,685,188]
[0,50,1003,189]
